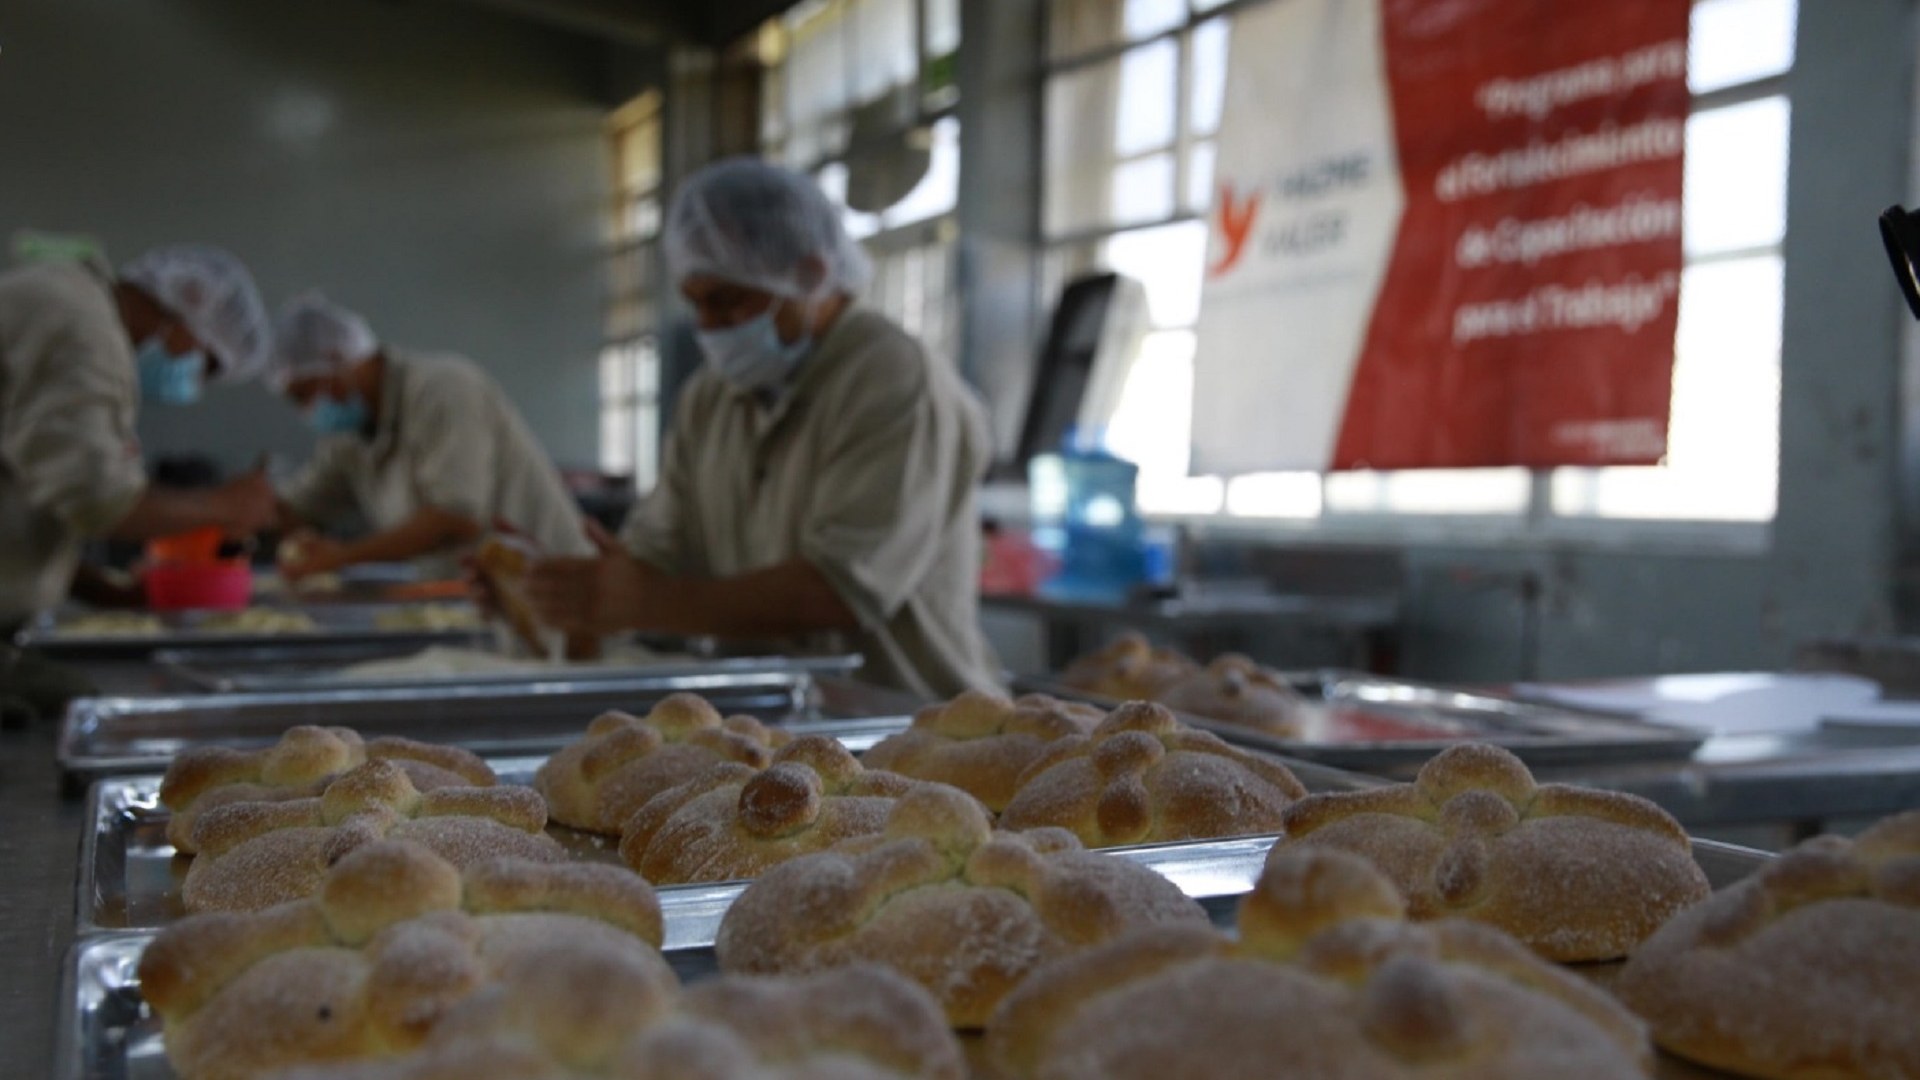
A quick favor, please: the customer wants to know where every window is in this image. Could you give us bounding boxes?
[599,91,664,488]
[759,0,965,366]
[1042,0,1227,512]
[1042,0,1795,530]
[1551,0,1793,522]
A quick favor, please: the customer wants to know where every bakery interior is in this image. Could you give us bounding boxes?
[6,0,1920,1076]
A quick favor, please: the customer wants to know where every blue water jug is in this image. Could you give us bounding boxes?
[1035,441,1146,602]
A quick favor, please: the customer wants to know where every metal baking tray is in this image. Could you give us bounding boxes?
[19,604,488,662]
[57,671,852,779]
[153,645,863,695]
[76,741,1380,936]
[56,836,1772,1080]
[1016,669,1707,772]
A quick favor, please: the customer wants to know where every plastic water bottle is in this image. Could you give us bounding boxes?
[1034,431,1146,602]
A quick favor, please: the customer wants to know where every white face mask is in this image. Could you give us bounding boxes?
[696,306,811,391]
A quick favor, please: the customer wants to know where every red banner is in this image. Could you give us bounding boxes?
[1193,0,1690,473]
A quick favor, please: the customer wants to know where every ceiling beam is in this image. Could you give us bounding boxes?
[434,0,690,46]
[691,0,803,48]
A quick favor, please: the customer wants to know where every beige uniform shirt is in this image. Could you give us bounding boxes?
[621,306,1000,700]
[281,349,591,576]
[0,259,147,624]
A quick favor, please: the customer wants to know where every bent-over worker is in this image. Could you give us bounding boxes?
[0,243,277,715]
[271,294,591,582]
[524,158,1000,700]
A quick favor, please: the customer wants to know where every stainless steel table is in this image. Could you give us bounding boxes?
[1536,725,1920,840]
[982,590,1401,672]
[1,717,87,1076]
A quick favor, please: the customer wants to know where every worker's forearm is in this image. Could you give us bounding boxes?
[647,559,859,638]
[339,507,482,567]
[68,563,143,609]
[108,488,229,542]
[274,500,311,535]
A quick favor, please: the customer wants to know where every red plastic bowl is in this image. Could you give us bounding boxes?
[146,561,252,611]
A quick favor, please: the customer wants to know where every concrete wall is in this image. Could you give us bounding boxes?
[0,0,618,474]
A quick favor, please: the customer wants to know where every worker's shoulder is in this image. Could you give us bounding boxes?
[814,307,955,407]
[390,348,500,404]
[0,260,117,340]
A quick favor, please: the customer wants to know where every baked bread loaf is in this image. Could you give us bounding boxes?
[997,701,1305,847]
[1059,633,1199,701]
[986,847,1652,1080]
[715,784,1209,1027]
[1616,810,1920,1079]
[140,840,669,1080]
[617,734,919,885]
[183,759,564,913]
[861,691,1103,812]
[268,965,966,1080]
[536,694,791,834]
[1277,742,1708,961]
[161,727,496,854]
[1157,654,1310,736]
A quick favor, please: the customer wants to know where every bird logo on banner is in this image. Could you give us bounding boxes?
[1209,182,1262,278]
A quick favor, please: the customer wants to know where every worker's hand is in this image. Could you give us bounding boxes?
[524,523,658,637]
[280,532,350,582]
[463,517,533,618]
[209,469,278,538]
[461,554,498,619]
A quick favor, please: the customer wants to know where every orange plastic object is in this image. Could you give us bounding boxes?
[381,580,472,601]
[147,526,226,566]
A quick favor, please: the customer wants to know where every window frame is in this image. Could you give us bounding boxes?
[599,91,666,491]
[1036,0,1790,554]
[758,0,967,366]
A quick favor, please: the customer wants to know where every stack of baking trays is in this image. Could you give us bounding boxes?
[44,598,875,782]
[52,652,1917,1080]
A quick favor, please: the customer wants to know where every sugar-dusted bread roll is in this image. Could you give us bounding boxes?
[987,847,1653,1080]
[264,965,965,1080]
[140,841,668,1080]
[1157,654,1309,736]
[160,727,496,854]
[617,734,919,885]
[997,701,1305,847]
[715,784,1209,1027]
[1616,810,1920,1079]
[1277,742,1708,961]
[862,691,1103,812]
[535,694,790,835]
[183,759,563,913]
[1059,632,1199,701]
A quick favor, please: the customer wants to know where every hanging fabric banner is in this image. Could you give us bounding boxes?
[1192,0,1690,473]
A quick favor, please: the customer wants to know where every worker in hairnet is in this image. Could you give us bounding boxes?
[523,158,1000,698]
[270,294,592,583]
[0,243,277,716]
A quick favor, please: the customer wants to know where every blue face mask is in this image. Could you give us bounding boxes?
[135,338,205,406]
[695,308,810,392]
[306,393,369,435]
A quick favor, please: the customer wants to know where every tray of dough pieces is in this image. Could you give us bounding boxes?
[151,642,861,695]
[17,604,493,661]
[73,737,1383,936]
[56,669,864,779]
[1016,669,1707,773]
[55,833,1773,1080]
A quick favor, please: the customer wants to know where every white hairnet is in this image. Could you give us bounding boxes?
[272,292,378,385]
[664,157,872,299]
[120,244,271,381]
